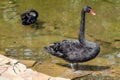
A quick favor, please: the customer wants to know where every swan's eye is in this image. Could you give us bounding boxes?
[87,9,90,13]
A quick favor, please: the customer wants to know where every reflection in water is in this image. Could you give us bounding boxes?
[117,52,120,58]
[56,63,110,71]
[5,47,48,60]
[24,49,32,59]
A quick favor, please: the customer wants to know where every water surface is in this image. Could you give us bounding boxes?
[0,0,120,79]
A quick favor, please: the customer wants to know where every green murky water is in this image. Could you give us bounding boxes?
[0,0,120,79]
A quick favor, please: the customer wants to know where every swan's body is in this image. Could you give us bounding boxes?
[44,6,100,71]
[45,39,100,63]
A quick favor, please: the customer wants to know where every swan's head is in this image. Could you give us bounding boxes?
[83,6,96,15]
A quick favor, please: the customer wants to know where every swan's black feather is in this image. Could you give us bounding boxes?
[44,39,100,63]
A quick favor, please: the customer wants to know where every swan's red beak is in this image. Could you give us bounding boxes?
[90,9,96,15]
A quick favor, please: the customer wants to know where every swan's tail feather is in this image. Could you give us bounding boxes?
[44,43,66,58]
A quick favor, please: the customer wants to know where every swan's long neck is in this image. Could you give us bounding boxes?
[78,9,86,44]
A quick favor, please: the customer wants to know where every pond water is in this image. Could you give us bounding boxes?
[0,0,120,79]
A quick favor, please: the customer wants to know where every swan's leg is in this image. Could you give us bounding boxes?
[70,63,76,71]
[74,63,84,74]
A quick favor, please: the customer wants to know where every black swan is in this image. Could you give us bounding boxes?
[44,6,100,71]
[20,9,38,25]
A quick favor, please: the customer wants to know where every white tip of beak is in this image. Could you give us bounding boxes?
[93,13,96,15]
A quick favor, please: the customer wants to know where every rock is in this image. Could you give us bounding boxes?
[0,54,70,80]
